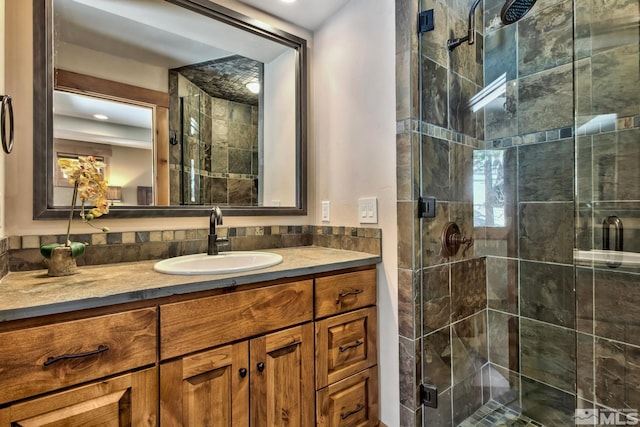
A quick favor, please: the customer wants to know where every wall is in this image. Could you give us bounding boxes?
[312,0,398,424]
[0,0,7,277]
[263,49,296,206]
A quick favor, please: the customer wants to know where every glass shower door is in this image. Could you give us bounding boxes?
[574,0,640,423]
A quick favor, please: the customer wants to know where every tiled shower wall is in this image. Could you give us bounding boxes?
[169,72,259,206]
[397,0,640,425]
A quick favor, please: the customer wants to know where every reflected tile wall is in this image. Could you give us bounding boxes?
[594,269,640,346]
[521,376,576,426]
[488,310,518,372]
[520,261,575,328]
[595,337,640,410]
[452,312,488,384]
[520,318,576,393]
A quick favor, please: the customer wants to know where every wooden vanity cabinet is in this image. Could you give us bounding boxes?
[159,280,315,427]
[0,264,378,427]
[315,268,379,427]
[0,308,158,427]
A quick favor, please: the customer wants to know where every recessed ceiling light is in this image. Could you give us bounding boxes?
[93,114,109,120]
[281,0,296,3]
[246,82,260,94]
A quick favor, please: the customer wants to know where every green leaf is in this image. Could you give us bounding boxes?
[40,242,86,259]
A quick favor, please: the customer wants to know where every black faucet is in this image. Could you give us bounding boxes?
[208,206,223,255]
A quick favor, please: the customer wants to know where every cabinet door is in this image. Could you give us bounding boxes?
[160,342,249,427]
[0,368,157,427]
[250,323,315,427]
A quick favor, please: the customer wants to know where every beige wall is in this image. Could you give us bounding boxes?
[313,0,397,424]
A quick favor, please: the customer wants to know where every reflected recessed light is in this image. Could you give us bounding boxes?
[93,114,109,120]
[246,82,260,94]
[281,0,296,3]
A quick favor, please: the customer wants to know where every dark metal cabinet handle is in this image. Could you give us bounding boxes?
[335,289,362,304]
[43,344,109,366]
[0,95,14,154]
[257,362,265,372]
[339,340,364,353]
[340,403,365,420]
[239,368,247,378]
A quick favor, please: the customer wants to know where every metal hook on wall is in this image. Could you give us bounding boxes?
[0,95,15,154]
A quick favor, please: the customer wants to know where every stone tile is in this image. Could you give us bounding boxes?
[400,404,422,427]
[517,0,573,77]
[423,327,452,393]
[228,179,253,206]
[449,72,478,138]
[487,364,520,409]
[449,17,483,86]
[21,236,40,249]
[488,310,518,372]
[484,79,518,140]
[595,337,640,410]
[423,386,452,427]
[518,63,573,135]
[419,0,448,67]
[520,318,576,393]
[450,143,474,203]
[577,332,595,402]
[520,261,575,328]
[575,267,594,333]
[486,257,518,314]
[452,370,483,425]
[592,129,640,202]
[422,264,450,334]
[399,336,421,410]
[451,258,486,322]
[448,202,477,262]
[399,268,419,338]
[576,134,593,204]
[421,135,449,201]
[484,24,517,83]
[398,201,419,269]
[421,57,448,128]
[452,312,488,384]
[575,58,593,118]
[518,202,574,264]
[521,376,576,426]
[595,269,640,346]
[591,44,640,118]
[518,139,574,202]
[421,201,449,266]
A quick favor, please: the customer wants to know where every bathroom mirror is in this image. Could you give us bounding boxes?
[33,0,307,218]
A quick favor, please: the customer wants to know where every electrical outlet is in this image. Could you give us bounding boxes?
[321,201,330,222]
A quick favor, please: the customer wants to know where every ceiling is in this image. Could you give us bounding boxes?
[236,0,352,31]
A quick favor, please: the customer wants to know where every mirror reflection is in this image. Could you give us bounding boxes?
[38,0,306,216]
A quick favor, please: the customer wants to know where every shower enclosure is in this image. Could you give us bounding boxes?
[397,0,639,425]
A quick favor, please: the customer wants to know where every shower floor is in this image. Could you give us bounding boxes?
[458,401,545,427]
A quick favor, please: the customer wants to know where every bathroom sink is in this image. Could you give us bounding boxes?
[154,251,283,275]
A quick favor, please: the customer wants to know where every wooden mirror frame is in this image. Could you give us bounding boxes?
[33,0,308,219]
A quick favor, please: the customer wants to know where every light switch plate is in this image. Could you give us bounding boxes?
[321,201,330,222]
[358,197,378,224]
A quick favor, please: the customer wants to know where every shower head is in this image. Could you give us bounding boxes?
[500,0,537,25]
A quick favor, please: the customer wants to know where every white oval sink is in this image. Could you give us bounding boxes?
[154,251,283,275]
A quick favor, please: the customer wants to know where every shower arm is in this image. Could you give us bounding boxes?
[447,0,481,51]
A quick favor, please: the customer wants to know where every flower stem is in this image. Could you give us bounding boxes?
[65,182,79,247]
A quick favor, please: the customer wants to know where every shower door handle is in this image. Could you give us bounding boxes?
[602,216,623,252]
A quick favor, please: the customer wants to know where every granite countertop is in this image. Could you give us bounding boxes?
[0,246,380,322]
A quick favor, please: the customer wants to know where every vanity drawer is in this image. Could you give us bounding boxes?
[316,367,379,427]
[316,307,377,389]
[315,268,376,319]
[160,280,313,360]
[0,308,157,405]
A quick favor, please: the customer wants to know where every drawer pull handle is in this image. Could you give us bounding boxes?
[239,368,248,378]
[43,345,109,366]
[339,340,364,353]
[340,403,365,420]
[257,362,265,372]
[336,289,363,303]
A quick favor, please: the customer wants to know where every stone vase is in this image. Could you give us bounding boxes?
[47,246,78,277]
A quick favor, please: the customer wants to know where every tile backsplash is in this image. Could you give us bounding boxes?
[5,225,382,273]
